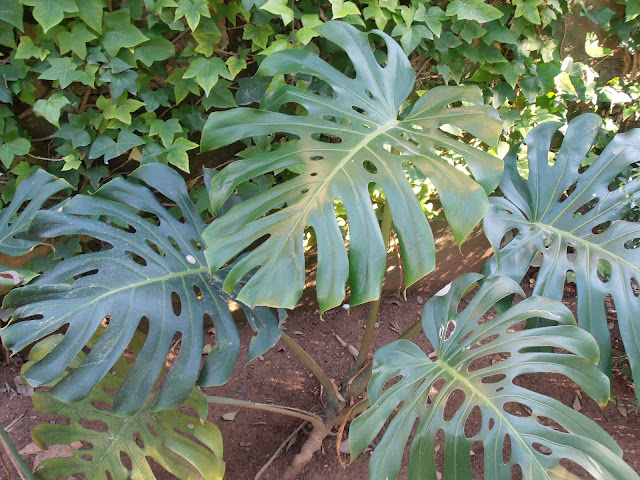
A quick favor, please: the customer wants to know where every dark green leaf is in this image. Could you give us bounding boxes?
[2,164,280,413]
[0,0,23,30]
[0,169,70,256]
[482,114,640,394]
[351,274,637,480]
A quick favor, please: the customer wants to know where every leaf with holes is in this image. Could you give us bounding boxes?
[350,274,637,480]
[201,21,502,313]
[482,113,640,392]
[0,169,70,256]
[30,332,224,480]
[1,164,281,414]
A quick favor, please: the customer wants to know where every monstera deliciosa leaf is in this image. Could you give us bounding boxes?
[350,274,637,480]
[482,113,640,389]
[0,168,70,256]
[2,164,280,414]
[30,332,224,480]
[201,21,503,312]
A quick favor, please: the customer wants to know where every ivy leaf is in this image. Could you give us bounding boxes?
[175,0,210,31]
[260,0,294,25]
[100,69,139,99]
[243,23,273,50]
[419,6,445,37]
[446,0,503,23]
[515,0,543,24]
[0,0,23,30]
[139,86,171,112]
[15,36,49,61]
[0,132,30,168]
[56,23,97,60]
[53,114,91,148]
[102,9,149,56]
[89,130,144,163]
[166,137,198,172]
[226,56,247,79]
[39,57,93,89]
[97,95,145,125]
[330,0,360,18]
[135,37,175,67]
[202,81,237,110]
[192,17,221,57]
[167,68,201,103]
[184,57,232,96]
[149,118,183,148]
[19,0,78,33]
[77,0,103,33]
[33,92,70,127]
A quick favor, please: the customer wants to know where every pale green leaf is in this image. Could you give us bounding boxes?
[201,22,502,312]
[175,0,210,31]
[57,23,97,60]
[446,0,503,22]
[30,332,225,480]
[102,9,148,56]
[20,0,78,33]
[33,92,70,127]
[184,57,232,96]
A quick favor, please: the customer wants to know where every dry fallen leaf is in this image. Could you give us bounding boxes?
[340,439,350,454]
[572,395,582,412]
[617,398,628,418]
[19,442,42,456]
[417,295,424,305]
[202,344,212,354]
[33,444,74,470]
[222,411,239,421]
[14,376,34,396]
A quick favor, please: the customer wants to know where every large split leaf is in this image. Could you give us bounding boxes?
[0,169,70,256]
[350,273,637,480]
[201,21,503,312]
[482,113,640,389]
[2,164,280,414]
[30,332,224,480]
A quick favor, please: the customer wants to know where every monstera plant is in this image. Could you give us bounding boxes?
[482,114,640,392]
[350,274,637,480]
[2,163,281,415]
[200,20,503,312]
[0,20,639,480]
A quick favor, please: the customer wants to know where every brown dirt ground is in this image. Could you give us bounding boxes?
[1,276,639,480]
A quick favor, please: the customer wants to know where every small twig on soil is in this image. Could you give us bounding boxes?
[253,421,308,480]
[4,415,24,433]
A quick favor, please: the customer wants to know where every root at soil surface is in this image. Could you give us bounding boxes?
[282,422,332,480]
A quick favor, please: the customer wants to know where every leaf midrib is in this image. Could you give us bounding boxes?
[265,119,400,269]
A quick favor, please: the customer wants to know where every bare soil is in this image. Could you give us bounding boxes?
[1,277,639,480]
